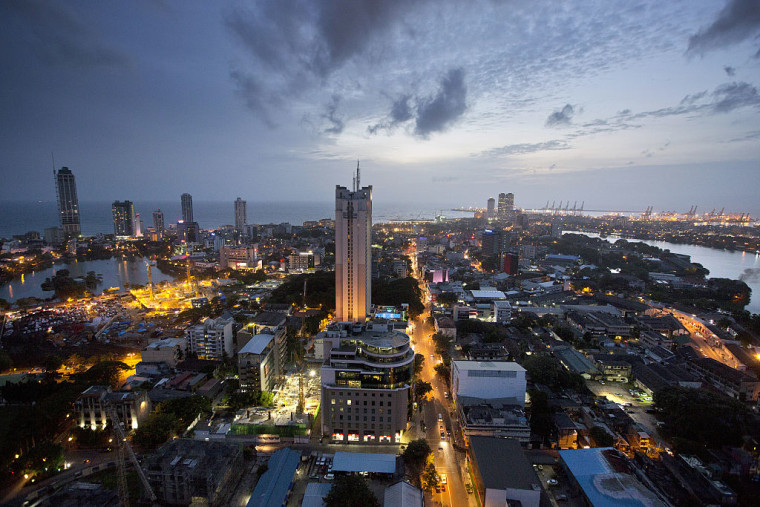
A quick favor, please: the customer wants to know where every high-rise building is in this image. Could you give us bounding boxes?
[234,197,247,231]
[318,321,415,444]
[153,209,164,239]
[134,212,144,237]
[335,165,372,323]
[486,197,496,219]
[112,200,136,237]
[181,193,193,223]
[497,192,515,220]
[55,167,81,236]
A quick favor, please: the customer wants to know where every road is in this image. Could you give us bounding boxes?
[406,258,475,507]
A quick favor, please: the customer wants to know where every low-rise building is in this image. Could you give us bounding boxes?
[141,337,187,367]
[687,357,760,401]
[145,439,243,506]
[456,397,530,442]
[74,386,152,431]
[451,361,526,407]
[468,436,543,507]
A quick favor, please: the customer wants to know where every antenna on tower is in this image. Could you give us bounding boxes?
[356,160,360,190]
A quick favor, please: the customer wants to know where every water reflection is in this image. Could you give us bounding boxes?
[0,257,175,303]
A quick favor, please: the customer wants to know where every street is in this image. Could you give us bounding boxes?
[406,254,476,507]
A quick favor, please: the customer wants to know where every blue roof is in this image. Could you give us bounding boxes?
[247,448,301,507]
[559,448,666,507]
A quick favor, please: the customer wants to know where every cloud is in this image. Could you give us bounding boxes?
[687,0,760,56]
[321,95,345,135]
[367,94,413,134]
[545,104,575,127]
[226,0,422,120]
[724,65,736,76]
[414,68,468,137]
[2,0,130,68]
[711,81,760,112]
[483,140,570,157]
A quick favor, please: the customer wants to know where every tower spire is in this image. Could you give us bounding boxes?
[356,160,360,190]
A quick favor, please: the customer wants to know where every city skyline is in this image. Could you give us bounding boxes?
[0,1,758,213]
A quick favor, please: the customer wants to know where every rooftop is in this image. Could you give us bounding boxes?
[453,360,526,372]
[559,448,667,507]
[239,333,275,355]
[469,436,540,491]
[470,290,506,299]
[247,448,301,507]
[332,452,396,474]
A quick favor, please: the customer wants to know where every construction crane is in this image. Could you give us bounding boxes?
[144,259,154,302]
[106,404,157,505]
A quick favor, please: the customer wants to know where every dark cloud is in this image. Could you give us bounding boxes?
[226,0,422,121]
[711,81,760,112]
[483,140,570,157]
[370,69,467,138]
[367,95,412,134]
[687,0,760,55]
[2,0,130,68]
[724,65,736,76]
[545,104,575,127]
[321,95,345,135]
[414,68,467,137]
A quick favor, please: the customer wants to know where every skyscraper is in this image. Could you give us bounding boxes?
[153,209,164,239]
[181,193,193,223]
[55,167,81,236]
[112,200,136,237]
[487,197,496,219]
[234,197,247,231]
[497,192,515,220]
[335,164,372,323]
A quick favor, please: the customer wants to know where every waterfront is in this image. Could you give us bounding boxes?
[0,200,470,238]
[0,257,175,303]
[572,232,760,315]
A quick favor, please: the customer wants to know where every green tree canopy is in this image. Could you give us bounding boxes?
[324,475,379,507]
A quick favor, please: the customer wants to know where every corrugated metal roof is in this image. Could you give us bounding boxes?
[247,448,301,507]
[332,452,396,474]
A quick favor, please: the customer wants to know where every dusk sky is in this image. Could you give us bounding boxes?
[1,0,759,213]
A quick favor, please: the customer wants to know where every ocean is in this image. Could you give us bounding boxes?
[0,200,470,239]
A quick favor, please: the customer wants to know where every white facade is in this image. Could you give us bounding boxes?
[452,361,526,407]
[493,301,512,323]
[335,175,372,323]
[186,315,234,360]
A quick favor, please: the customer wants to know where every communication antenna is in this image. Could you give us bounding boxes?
[356,160,360,190]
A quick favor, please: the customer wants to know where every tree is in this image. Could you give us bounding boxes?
[589,426,614,447]
[43,355,63,373]
[437,292,458,305]
[434,363,450,385]
[324,475,379,507]
[527,389,553,442]
[421,461,440,491]
[415,381,433,400]
[413,353,425,377]
[0,350,12,372]
[402,439,431,486]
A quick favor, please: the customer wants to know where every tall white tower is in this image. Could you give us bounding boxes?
[335,163,372,323]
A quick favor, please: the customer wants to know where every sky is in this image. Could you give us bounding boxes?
[1,0,759,214]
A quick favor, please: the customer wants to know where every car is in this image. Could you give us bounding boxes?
[466,483,474,494]
[440,473,447,484]
[435,484,441,493]
[441,484,446,492]
[556,494,568,501]
[547,479,559,486]
[440,431,446,439]
[324,473,334,480]
[438,413,443,421]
